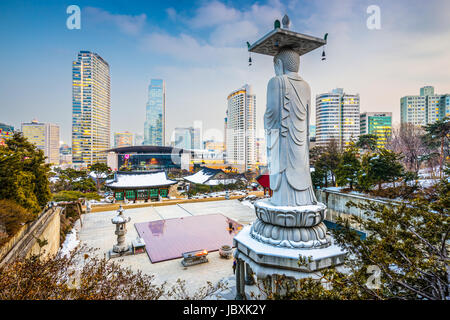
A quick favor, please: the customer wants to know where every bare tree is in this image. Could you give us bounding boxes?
[387,124,428,173]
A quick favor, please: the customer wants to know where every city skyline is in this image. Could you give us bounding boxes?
[1,0,450,145]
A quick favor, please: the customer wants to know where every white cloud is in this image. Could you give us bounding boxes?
[188,1,241,28]
[166,7,177,21]
[84,7,147,35]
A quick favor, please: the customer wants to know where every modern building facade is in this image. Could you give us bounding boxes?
[134,133,144,146]
[360,112,392,148]
[72,51,111,167]
[21,119,60,164]
[316,88,360,148]
[400,86,449,126]
[173,126,202,150]
[0,123,14,146]
[255,137,267,166]
[114,131,133,148]
[106,146,192,172]
[173,127,193,150]
[59,143,72,168]
[225,84,257,171]
[144,79,165,146]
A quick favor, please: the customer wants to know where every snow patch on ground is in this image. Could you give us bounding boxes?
[59,228,80,258]
[241,200,255,209]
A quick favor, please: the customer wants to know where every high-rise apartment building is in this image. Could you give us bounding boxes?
[0,123,14,146]
[255,137,267,166]
[360,112,392,148]
[400,86,449,126]
[316,88,360,148]
[22,119,60,164]
[144,79,165,146]
[223,113,228,152]
[114,131,133,148]
[225,84,257,171]
[72,51,111,167]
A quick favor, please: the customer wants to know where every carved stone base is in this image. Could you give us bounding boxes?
[113,244,130,253]
[250,219,330,249]
[234,226,346,275]
[254,199,327,227]
[250,199,331,249]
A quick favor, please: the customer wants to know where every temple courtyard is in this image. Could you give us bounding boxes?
[74,199,257,298]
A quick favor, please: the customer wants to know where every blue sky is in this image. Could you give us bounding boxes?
[1,0,449,144]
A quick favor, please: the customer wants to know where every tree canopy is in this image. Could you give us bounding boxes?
[0,132,51,214]
[262,176,449,300]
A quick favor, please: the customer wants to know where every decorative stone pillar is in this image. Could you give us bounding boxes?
[245,263,255,285]
[235,257,243,300]
[238,258,246,299]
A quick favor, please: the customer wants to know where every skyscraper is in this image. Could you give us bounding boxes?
[22,119,60,164]
[144,79,165,146]
[172,126,201,150]
[173,127,193,150]
[72,51,111,167]
[114,132,133,148]
[401,86,449,126]
[134,133,144,146]
[316,88,360,148]
[225,84,257,171]
[360,112,392,148]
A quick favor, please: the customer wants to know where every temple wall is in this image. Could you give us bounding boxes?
[0,206,61,267]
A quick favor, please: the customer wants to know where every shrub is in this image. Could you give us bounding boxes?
[0,246,225,300]
[0,199,33,245]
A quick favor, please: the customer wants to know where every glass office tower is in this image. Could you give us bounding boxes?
[360,112,392,148]
[144,79,165,146]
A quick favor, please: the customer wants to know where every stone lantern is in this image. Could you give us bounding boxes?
[111,205,131,253]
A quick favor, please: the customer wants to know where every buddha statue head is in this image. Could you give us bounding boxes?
[273,47,300,76]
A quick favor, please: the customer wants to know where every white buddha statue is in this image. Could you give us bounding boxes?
[264,47,317,207]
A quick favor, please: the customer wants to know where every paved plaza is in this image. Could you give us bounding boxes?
[75,199,257,298]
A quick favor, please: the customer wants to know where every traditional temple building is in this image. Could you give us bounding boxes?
[183,167,238,186]
[256,174,272,197]
[106,171,177,202]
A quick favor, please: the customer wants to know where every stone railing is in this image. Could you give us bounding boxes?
[315,188,398,233]
[0,206,61,267]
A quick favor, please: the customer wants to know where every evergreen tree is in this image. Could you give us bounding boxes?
[262,177,449,300]
[359,149,404,191]
[52,167,96,193]
[357,134,378,152]
[423,117,450,178]
[311,140,341,188]
[336,144,361,190]
[0,133,51,214]
[89,162,112,190]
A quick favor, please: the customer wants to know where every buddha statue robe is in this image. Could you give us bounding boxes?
[264,73,317,206]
